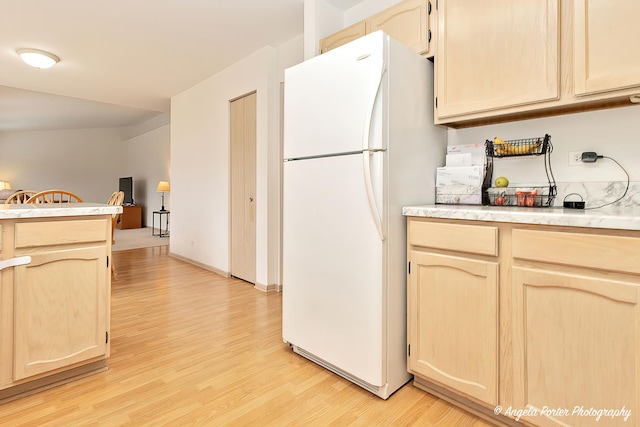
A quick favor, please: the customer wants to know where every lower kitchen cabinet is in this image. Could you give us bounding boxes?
[0,216,111,399]
[510,228,640,426]
[408,250,498,406]
[512,267,639,426]
[13,246,108,381]
[407,217,640,426]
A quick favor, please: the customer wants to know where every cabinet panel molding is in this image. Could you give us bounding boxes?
[574,0,640,95]
[436,0,559,120]
[408,250,499,405]
[13,246,108,380]
[319,21,366,54]
[512,266,640,426]
[368,0,429,55]
[319,0,432,57]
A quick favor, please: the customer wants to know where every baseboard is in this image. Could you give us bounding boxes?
[168,252,230,277]
[254,282,282,293]
[0,360,107,404]
[412,377,527,427]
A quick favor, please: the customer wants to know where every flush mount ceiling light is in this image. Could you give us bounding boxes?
[17,48,59,69]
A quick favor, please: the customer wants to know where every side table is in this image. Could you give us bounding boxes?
[152,210,170,237]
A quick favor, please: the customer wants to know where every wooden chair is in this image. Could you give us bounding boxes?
[107,191,125,280]
[4,190,38,204]
[107,191,125,244]
[26,189,83,204]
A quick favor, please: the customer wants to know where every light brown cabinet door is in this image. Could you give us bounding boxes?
[368,0,430,55]
[320,22,366,54]
[574,0,640,96]
[14,246,109,380]
[512,267,639,426]
[436,0,559,120]
[230,92,257,284]
[408,250,499,405]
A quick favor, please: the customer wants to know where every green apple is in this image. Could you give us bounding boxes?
[495,176,509,188]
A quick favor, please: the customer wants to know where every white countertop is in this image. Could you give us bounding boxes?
[0,203,122,220]
[403,204,640,231]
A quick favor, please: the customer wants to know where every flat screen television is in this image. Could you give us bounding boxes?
[119,177,134,205]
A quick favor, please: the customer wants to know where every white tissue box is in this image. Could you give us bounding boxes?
[436,166,484,188]
[447,143,486,167]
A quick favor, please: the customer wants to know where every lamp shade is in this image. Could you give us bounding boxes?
[0,181,11,190]
[17,48,59,69]
[156,181,170,192]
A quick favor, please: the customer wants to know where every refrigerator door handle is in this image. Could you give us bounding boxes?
[363,151,385,241]
[362,62,386,242]
[361,62,386,152]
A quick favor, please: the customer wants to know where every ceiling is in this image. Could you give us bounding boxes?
[1,0,339,132]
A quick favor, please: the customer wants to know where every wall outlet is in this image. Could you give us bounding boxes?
[568,151,583,166]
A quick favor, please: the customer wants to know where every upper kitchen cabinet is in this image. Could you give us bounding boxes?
[574,0,640,96]
[320,22,366,54]
[319,0,434,58]
[435,0,560,123]
[368,0,431,56]
[436,0,640,127]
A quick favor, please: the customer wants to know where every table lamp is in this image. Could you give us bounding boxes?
[156,181,170,211]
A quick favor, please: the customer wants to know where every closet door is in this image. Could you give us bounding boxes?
[230,92,257,284]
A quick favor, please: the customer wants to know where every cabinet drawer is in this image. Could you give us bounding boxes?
[512,229,640,275]
[409,220,498,256]
[15,219,107,248]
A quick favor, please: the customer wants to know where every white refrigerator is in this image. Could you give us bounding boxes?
[282,31,446,399]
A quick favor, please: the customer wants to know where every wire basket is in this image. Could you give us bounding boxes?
[483,134,557,208]
[487,186,556,207]
[485,134,550,158]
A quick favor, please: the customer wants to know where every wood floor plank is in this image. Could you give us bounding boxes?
[0,246,493,426]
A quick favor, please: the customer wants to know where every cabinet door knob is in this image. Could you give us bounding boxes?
[249,197,254,202]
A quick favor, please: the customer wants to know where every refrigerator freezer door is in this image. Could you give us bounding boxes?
[282,153,385,387]
[283,32,385,160]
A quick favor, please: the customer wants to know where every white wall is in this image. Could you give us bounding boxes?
[343,0,402,24]
[304,0,343,59]
[170,36,304,289]
[120,124,171,226]
[0,128,125,202]
[447,106,640,185]
[0,118,171,222]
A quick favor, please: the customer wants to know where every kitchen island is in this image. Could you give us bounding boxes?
[404,204,639,427]
[0,203,121,402]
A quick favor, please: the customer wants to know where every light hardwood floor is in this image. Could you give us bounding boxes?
[0,247,492,426]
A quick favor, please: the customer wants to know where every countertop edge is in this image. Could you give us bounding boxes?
[403,205,640,231]
[0,203,122,220]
